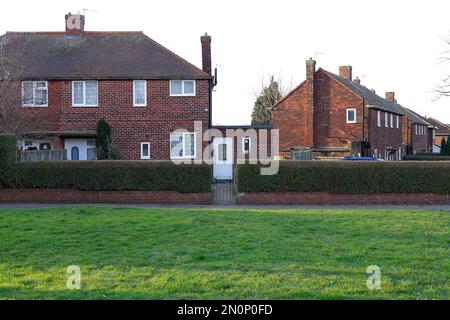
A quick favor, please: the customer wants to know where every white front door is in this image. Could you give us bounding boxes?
[65,139,88,160]
[213,137,233,180]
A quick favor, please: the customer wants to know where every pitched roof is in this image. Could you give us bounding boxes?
[323,69,430,125]
[0,32,210,80]
[426,117,450,135]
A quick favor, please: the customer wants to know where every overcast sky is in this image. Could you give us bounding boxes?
[2,0,450,124]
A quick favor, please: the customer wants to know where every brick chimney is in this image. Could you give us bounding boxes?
[305,58,316,147]
[65,13,85,37]
[353,77,361,85]
[306,58,316,81]
[201,33,212,75]
[339,65,352,81]
[385,92,396,103]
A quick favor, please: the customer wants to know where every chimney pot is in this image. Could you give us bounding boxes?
[353,77,361,85]
[65,13,85,37]
[339,65,352,81]
[201,33,212,75]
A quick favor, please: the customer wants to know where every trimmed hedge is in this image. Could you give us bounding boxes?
[237,161,450,194]
[0,134,17,186]
[2,161,212,193]
[403,155,450,161]
[0,134,16,165]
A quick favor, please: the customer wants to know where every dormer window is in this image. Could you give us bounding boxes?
[170,80,196,96]
[22,81,48,107]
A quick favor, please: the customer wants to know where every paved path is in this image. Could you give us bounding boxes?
[0,203,449,211]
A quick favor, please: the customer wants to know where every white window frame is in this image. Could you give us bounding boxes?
[385,112,388,127]
[242,137,251,154]
[140,142,151,160]
[72,80,98,107]
[21,81,48,107]
[390,114,394,128]
[346,108,356,123]
[396,115,399,129]
[415,124,418,135]
[133,80,147,107]
[170,132,196,159]
[169,80,196,96]
[377,110,381,127]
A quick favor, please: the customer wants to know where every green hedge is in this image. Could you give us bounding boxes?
[0,134,17,186]
[403,155,450,161]
[0,134,16,165]
[237,161,450,194]
[2,161,212,193]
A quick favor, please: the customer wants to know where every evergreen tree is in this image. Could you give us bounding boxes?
[440,137,447,156]
[95,117,122,160]
[251,76,283,125]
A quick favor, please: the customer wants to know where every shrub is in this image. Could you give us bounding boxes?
[0,134,17,186]
[0,134,16,165]
[236,161,450,194]
[403,155,450,161]
[3,161,212,193]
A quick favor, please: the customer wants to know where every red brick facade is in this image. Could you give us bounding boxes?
[272,60,404,159]
[15,79,211,160]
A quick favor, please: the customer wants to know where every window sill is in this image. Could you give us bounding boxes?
[22,105,48,108]
[169,94,196,97]
[133,105,148,107]
[72,105,99,108]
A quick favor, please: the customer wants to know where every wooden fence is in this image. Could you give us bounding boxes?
[20,150,67,162]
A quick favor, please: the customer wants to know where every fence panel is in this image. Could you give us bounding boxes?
[20,150,67,162]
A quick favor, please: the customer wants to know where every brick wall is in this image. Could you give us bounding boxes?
[237,192,450,205]
[0,189,211,204]
[410,123,430,153]
[368,109,403,159]
[9,79,210,160]
[314,70,364,148]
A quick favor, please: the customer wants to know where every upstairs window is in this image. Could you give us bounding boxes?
[22,81,48,107]
[396,115,400,129]
[140,142,151,160]
[170,132,196,159]
[415,124,418,135]
[390,114,394,128]
[346,109,356,123]
[133,80,147,106]
[170,80,196,96]
[377,111,381,127]
[385,112,388,127]
[72,81,98,107]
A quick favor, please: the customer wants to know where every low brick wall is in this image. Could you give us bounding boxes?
[237,192,450,205]
[0,189,211,204]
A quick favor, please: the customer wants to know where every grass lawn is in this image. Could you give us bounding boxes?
[0,206,448,299]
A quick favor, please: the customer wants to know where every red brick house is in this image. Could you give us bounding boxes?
[272,59,433,160]
[425,117,450,151]
[0,13,214,161]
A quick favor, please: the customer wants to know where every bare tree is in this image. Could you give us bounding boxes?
[435,37,450,99]
[0,35,39,135]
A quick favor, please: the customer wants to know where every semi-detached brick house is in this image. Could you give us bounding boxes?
[272,59,434,160]
[0,13,214,161]
[425,117,450,150]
